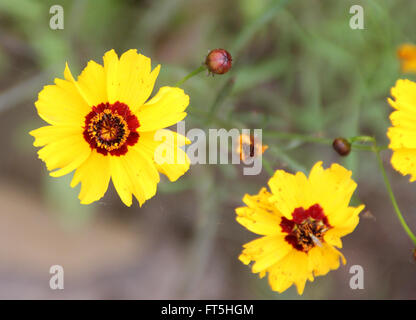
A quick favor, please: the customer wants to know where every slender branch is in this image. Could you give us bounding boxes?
[262,156,274,175]
[175,65,206,87]
[262,131,332,145]
[268,145,307,173]
[374,144,416,245]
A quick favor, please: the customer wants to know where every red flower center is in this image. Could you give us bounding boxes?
[280,204,331,253]
[83,102,140,156]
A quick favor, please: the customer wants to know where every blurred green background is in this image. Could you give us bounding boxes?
[0,0,415,299]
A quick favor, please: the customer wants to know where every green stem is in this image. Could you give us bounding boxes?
[262,131,332,145]
[349,135,376,143]
[351,144,375,151]
[374,144,416,245]
[175,65,206,87]
[268,145,307,173]
[262,157,274,176]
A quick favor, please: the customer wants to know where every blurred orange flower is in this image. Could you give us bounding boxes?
[236,134,268,161]
[398,44,416,73]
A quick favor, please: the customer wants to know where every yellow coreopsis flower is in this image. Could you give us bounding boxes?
[236,162,364,295]
[397,44,416,73]
[30,49,190,207]
[387,79,416,181]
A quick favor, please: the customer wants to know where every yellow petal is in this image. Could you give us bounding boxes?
[238,252,252,265]
[34,72,90,126]
[109,156,133,206]
[236,206,281,236]
[74,60,107,107]
[240,235,289,266]
[308,244,345,277]
[268,170,307,219]
[136,130,191,181]
[306,162,361,223]
[137,86,189,132]
[250,236,292,273]
[268,250,310,295]
[387,126,416,149]
[236,188,283,235]
[390,148,416,182]
[323,228,343,248]
[389,79,416,115]
[327,205,364,232]
[110,147,160,207]
[35,130,91,177]
[30,125,82,147]
[70,151,111,205]
[103,49,160,112]
[389,108,416,130]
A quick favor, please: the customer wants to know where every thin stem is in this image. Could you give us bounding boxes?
[263,131,332,145]
[374,145,416,245]
[175,65,206,87]
[349,135,376,143]
[268,145,307,173]
[351,144,375,151]
[351,144,388,151]
[262,156,274,176]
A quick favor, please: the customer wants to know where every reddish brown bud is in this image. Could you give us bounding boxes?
[332,138,351,156]
[413,249,416,262]
[205,49,232,74]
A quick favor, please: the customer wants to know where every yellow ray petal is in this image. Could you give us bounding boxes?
[109,156,133,207]
[240,235,289,265]
[30,125,83,147]
[388,126,416,149]
[236,189,282,236]
[389,109,416,130]
[250,236,292,273]
[268,250,310,295]
[34,75,90,126]
[389,79,416,114]
[110,148,160,207]
[267,170,307,219]
[390,148,416,182]
[35,131,91,177]
[74,60,107,107]
[137,87,189,132]
[236,206,281,236]
[328,204,364,232]
[306,162,360,221]
[70,151,111,205]
[103,49,160,112]
[308,244,345,277]
[323,228,343,248]
[137,130,191,181]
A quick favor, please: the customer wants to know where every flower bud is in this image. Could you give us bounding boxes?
[332,138,351,156]
[205,49,232,74]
